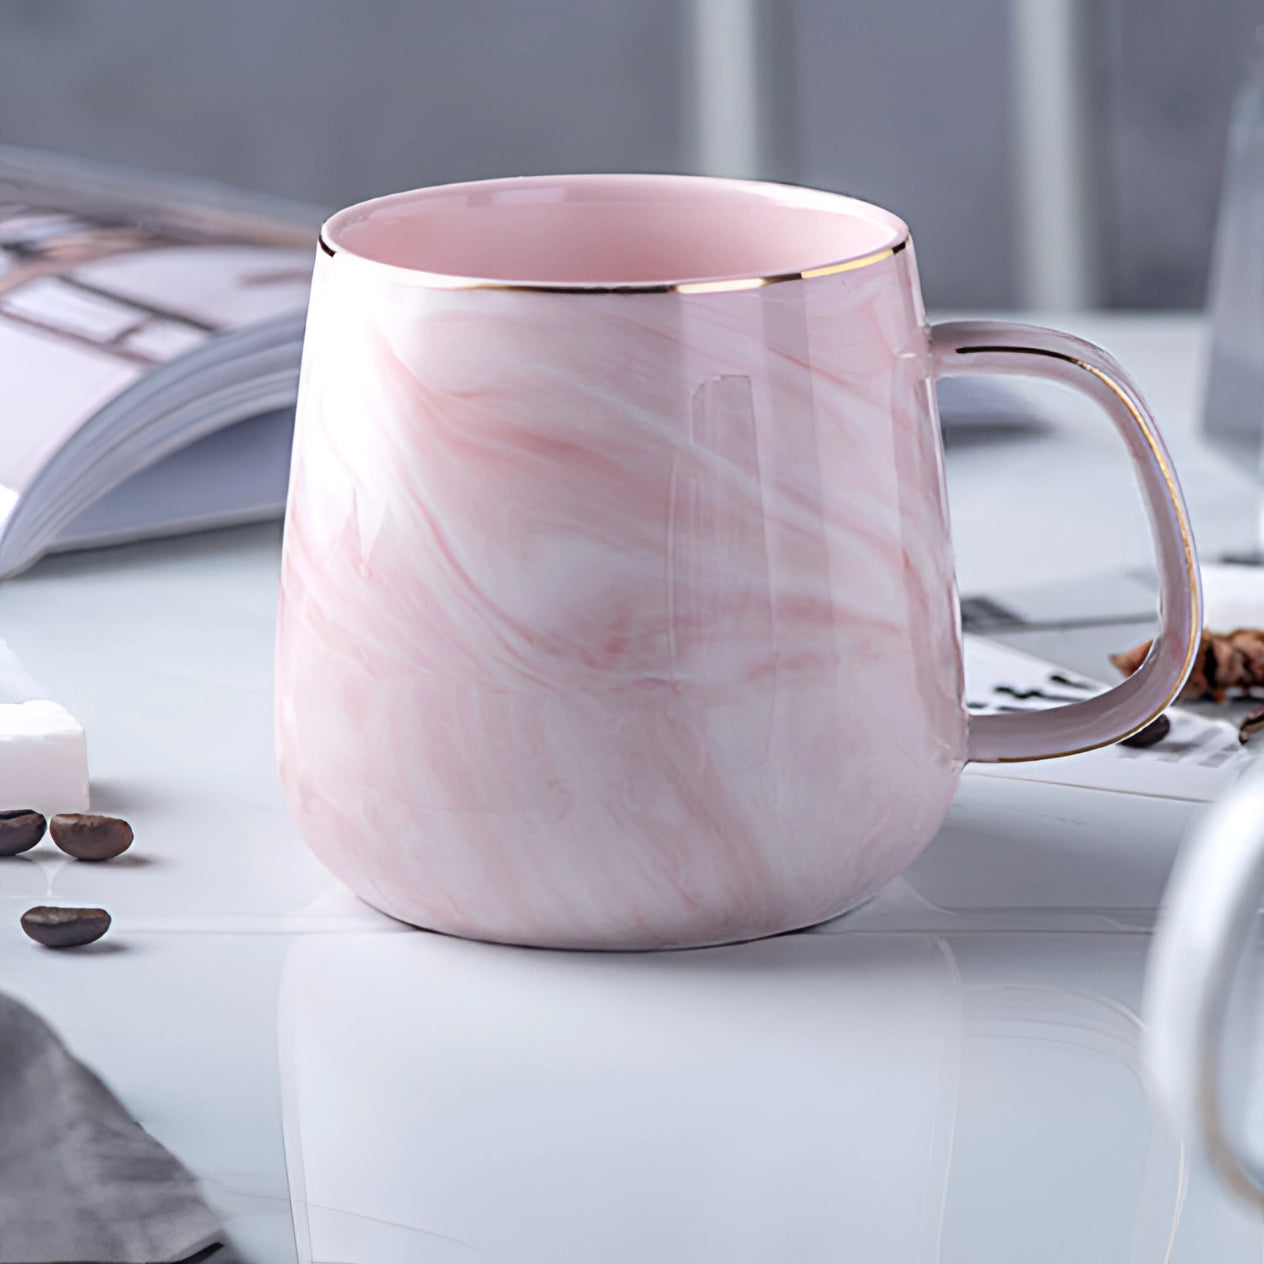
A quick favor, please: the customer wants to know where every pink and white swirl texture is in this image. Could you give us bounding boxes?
[277,243,967,949]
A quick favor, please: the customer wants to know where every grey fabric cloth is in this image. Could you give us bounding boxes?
[0,992,222,1263]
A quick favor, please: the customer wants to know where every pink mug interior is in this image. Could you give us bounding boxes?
[321,173,908,288]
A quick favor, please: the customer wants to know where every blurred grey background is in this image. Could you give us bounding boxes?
[0,0,1254,310]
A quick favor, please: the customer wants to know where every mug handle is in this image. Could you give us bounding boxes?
[1143,759,1264,1207]
[931,320,1203,761]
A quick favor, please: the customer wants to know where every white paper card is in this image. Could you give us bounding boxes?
[963,634,1255,802]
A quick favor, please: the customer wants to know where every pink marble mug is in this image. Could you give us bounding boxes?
[276,174,1201,950]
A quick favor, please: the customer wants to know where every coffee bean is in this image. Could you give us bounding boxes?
[20,905,111,948]
[49,813,133,861]
[0,809,45,856]
[1120,712,1171,748]
[1241,702,1264,744]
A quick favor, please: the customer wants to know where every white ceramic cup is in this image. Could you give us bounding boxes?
[1145,754,1264,1206]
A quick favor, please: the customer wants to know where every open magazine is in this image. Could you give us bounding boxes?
[0,145,321,577]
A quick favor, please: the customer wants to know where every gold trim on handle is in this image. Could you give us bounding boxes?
[955,342,1202,762]
[315,233,908,294]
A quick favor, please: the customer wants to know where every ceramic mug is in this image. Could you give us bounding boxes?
[276,173,1201,950]
[1145,756,1264,1207]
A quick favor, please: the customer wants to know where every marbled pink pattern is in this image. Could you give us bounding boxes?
[277,214,967,949]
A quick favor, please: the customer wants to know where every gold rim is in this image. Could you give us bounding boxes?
[956,342,1201,763]
[315,232,908,294]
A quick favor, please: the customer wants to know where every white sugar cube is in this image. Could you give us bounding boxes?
[0,702,88,816]
[0,640,88,816]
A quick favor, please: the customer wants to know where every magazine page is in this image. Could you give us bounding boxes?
[962,633,1252,802]
[0,146,316,519]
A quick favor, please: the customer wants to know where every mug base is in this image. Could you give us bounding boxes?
[352,888,880,954]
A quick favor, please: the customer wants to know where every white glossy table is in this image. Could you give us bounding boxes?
[2,313,1262,1263]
